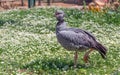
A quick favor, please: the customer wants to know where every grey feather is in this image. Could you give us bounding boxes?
[55,10,107,58]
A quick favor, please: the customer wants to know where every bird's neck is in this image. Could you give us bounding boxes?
[56,20,67,31]
[57,19,64,25]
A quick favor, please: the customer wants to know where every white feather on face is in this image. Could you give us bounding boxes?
[55,10,65,21]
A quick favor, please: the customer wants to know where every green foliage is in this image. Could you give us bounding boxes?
[0,7,120,74]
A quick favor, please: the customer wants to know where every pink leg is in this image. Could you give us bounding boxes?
[74,51,78,68]
[83,48,93,63]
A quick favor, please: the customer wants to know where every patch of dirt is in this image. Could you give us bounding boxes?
[0,1,82,11]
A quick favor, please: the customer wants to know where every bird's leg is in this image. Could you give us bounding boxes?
[74,51,78,68]
[83,48,93,63]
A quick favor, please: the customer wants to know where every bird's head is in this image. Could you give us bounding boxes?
[55,10,65,21]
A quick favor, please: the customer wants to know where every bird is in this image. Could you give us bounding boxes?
[55,10,107,67]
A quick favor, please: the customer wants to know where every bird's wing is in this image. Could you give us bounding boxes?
[58,28,96,47]
[72,28,96,41]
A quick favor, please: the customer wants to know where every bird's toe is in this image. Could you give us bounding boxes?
[85,63,91,67]
[74,65,77,68]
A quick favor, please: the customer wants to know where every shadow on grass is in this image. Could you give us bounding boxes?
[22,57,87,72]
[0,19,16,27]
[0,48,3,55]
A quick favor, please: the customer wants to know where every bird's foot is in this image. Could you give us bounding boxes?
[83,55,91,67]
[85,62,90,67]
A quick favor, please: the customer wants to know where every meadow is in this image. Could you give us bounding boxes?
[0,7,120,75]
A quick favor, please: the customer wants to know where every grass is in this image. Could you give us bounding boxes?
[0,7,120,75]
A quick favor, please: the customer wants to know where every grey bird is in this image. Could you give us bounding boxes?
[55,10,107,67]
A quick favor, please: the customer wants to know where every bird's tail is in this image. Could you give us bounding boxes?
[94,42,107,59]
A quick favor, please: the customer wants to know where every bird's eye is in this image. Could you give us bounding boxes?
[56,13,61,15]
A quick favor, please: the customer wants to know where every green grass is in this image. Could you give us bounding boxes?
[0,7,120,75]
